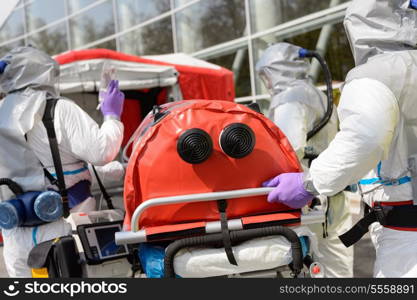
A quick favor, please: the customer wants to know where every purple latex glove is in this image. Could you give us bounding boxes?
[100,80,125,119]
[262,172,314,209]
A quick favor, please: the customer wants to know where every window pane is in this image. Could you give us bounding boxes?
[175,0,246,53]
[25,0,66,32]
[173,0,194,7]
[249,0,349,33]
[67,0,98,14]
[0,8,25,43]
[207,48,251,98]
[69,1,115,48]
[27,22,68,55]
[119,17,173,55]
[117,0,170,32]
[89,39,116,51]
[283,23,354,84]
[252,23,354,95]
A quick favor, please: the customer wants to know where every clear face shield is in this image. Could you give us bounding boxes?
[259,70,275,95]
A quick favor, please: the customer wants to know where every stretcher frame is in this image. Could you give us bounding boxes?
[115,188,325,277]
[115,187,325,245]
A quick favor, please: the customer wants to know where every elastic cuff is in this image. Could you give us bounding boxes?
[303,171,320,196]
[103,115,121,121]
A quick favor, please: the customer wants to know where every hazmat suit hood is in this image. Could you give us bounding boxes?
[255,42,310,95]
[344,0,417,66]
[0,46,59,95]
[0,46,60,134]
[0,46,60,199]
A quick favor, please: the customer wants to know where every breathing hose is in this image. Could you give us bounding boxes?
[299,49,334,141]
[163,225,303,278]
[0,178,24,196]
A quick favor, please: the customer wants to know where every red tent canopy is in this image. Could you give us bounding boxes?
[55,49,235,101]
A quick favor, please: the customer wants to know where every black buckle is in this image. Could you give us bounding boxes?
[373,204,387,226]
[62,196,70,218]
[50,178,59,186]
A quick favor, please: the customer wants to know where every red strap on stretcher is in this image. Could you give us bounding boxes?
[144,211,301,241]
[242,211,301,226]
[145,221,207,236]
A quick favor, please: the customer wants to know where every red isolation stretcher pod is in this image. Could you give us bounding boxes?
[123,100,301,231]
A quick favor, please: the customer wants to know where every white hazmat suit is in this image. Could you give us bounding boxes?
[0,47,124,277]
[256,43,353,278]
[305,0,417,277]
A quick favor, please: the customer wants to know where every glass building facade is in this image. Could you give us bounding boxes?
[0,0,354,104]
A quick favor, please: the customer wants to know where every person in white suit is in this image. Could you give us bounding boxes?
[256,42,353,277]
[0,46,125,277]
[263,0,417,277]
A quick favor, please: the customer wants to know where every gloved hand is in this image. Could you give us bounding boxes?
[100,80,125,120]
[262,172,314,209]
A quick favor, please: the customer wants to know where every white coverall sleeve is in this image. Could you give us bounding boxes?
[58,100,124,166]
[309,78,399,196]
[273,101,308,161]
